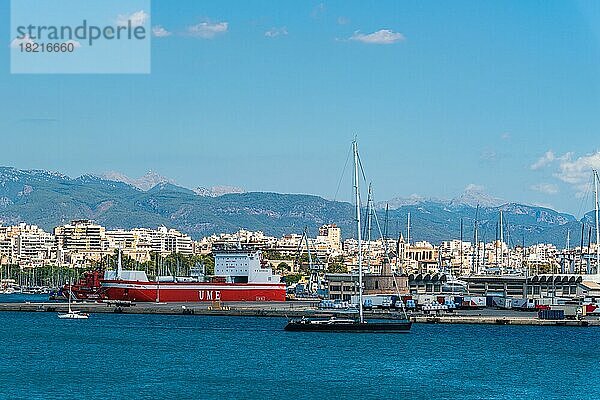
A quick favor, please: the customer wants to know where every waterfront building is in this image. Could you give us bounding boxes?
[463,274,582,299]
[325,273,358,301]
[209,229,275,250]
[404,241,439,274]
[408,273,447,295]
[15,226,55,267]
[0,227,14,265]
[54,220,109,265]
[0,224,56,267]
[317,224,342,254]
[106,226,194,261]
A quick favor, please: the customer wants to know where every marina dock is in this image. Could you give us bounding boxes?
[1,301,599,326]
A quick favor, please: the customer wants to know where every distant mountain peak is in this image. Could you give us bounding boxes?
[0,165,589,246]
[381,185,504,210]
[377,194,429,210]
[0,166,69,182]
[194,185,245,197]
[100,170,174,191]
[450,184,505,208]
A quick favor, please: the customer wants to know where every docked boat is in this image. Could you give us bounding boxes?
[58,281,89,319]
[442,277,468,294]
[61,270,103,300]
[0,279,18,295]
[99,247,286,302]
[58,309,90,319]
[285,141,411,333]
[285,316,411,332]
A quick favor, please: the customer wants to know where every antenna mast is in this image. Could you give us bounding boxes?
[499,210,504,273]
[353,141,364,323]
[594,170,600,275]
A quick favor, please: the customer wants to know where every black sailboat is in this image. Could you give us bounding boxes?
[285,140,412,333]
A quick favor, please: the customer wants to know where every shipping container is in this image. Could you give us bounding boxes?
[352,294,395,310]
[461,296,486,309]
[549,304,586,320]
[538,309,565,320]
[511,298,536,310]
[492,297,512,309]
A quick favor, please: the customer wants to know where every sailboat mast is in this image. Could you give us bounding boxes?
[353,141,364,324]
[117,247,123,280]
[499,210,504,273]
[406,212,411,272]
[68,279,72,313]
[473,205,479,274]
[594,170,600,275]
[407,212,411,250]
[366,184,373,274]
[460,218,464,275]
[580,222,585,275]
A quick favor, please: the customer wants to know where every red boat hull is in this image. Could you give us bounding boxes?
[101,280,286,302]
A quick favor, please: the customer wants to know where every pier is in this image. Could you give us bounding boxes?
[1,301,599,326]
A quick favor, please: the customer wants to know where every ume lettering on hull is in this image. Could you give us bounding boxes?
[100,282,286,302]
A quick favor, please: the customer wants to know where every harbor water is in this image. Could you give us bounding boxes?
[0,312,599,399]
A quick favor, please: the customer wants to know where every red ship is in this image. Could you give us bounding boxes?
[66,248,286,302]
[61,270,104,300]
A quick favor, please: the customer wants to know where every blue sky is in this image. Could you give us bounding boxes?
[1,0,600,214]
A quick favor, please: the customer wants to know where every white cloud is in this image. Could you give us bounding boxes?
[117,10,149,27]
[350,29,405,44]
[152,25,172,37]
[553,151,600,186]
[10,35,34,48]
[529,150,600,198]
[531,183,559,195]
[187,21,228,39]
[530,150,556,170]
[501,132,511,140]
[265,27,288,38]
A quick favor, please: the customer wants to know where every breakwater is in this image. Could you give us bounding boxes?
[1,301,598,326]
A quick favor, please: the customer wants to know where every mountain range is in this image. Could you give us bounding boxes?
[0,166,596,247]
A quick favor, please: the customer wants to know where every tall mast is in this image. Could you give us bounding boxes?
[366,184,373,274]
[495,221,499,270]
[473,205,479,274]
[156,253,160,303]
[567,229,571,273]
[353,141,364,323]
[68,279,72,312]
[384,204,389,241]
[580,222,585,275]
[595,170,600,275]
[460,218,464,275]
[406,212,411,270]
[588,226,593,274]
[499,210,504,273]
[117,246,123,280]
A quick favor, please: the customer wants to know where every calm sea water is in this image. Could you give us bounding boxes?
[0,293,57,303]
[0,311,598,400]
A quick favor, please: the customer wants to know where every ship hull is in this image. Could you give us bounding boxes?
[101,280,286,302]
[285,320,412,332]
